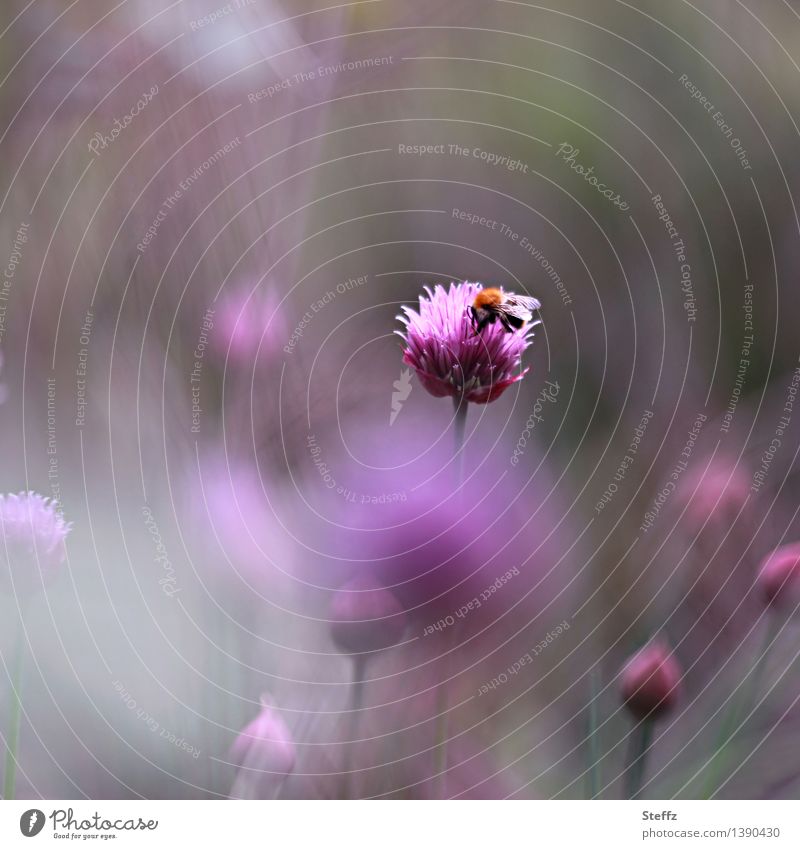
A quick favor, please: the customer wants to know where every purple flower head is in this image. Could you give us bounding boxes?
[0,491,71,594]
[397,282,536,404]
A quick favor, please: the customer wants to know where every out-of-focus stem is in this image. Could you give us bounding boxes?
[434,623,460,800]
[703,617,778,798]
[432,395,467,797]
[434,673,450,799]
[587,667,602,799]
[344,654,366,800]
[624,720,653,800]
[3,622,24,800]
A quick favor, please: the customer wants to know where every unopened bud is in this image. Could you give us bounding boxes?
[758,543,800,612]
[329,576,407,654]
[620,642,682,721]
[229,695,295,799]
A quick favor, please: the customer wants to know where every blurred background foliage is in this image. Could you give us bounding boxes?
[1,0,800,799]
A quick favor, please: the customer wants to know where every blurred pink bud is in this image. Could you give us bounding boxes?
[229,695,295,799]
[330,576,407,654]
[620,642,682,721]
[679,459,750,532]
[212,287,286,365]
[757,543,800,612]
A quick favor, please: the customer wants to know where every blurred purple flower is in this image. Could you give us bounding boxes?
[678,458,751,540]
[397,283,534,404]
[669,457,761,669]
[190,455,288,596]
[0,492,71,595]
[293,424,569,625]
[229,695,296,799]
[211,286,286,366]
[620,641,682,721]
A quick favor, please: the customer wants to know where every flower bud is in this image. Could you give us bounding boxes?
[329,576,406,654]
[757,543,800,612]
[620,642,682,721]
[229,695,295,799]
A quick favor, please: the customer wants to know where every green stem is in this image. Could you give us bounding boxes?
[452,395,467,485]
[434,623,460,800]
[703,617,779,798]
[624,720,654,800]
[3,622,24,800]
[344,654,366,800]
[432,397,467,798]
[587,667,601,799]
[434,674,450,799]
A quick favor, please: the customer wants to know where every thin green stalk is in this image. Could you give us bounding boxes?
[703,617,779,798]
[434,623,461,800]
[344,654,366,800]
[3,621,24,800]
[433,397,467,798]
[434,673,450,799]
[587,667,601,799]
[624,720,654,800]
